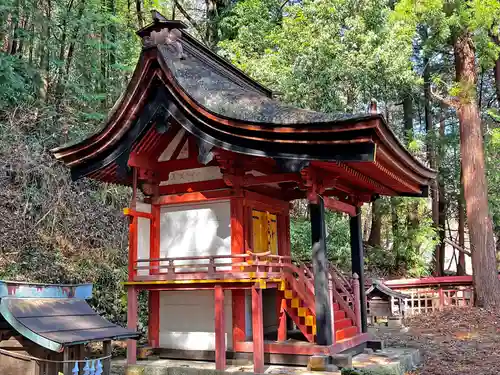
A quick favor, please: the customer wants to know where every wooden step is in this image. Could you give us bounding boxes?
[334,318,352,330]
[332,302,340,311]
[334,310,345,320]
[335,326,357,341]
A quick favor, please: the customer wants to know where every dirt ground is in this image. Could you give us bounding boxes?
[372,307,500,375]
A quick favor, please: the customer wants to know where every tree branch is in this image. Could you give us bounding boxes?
[430,85,460,108]
[173,0,206,44]
[444,238,471,256]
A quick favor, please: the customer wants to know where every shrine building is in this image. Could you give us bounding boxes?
[51,14,435,373]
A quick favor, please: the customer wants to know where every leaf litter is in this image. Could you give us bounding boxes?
[372,307,500,375]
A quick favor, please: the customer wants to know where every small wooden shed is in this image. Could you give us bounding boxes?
[0,280,139,375]
[366,280,408,325]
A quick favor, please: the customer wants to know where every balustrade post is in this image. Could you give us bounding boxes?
[208,257,216,276]
[167,259,175,277]
[351,273,362,333]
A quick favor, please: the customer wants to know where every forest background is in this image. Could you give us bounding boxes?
[1,0,500,329]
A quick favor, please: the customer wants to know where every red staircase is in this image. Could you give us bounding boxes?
[279,262,359,344]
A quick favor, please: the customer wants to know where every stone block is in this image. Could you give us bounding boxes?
[126,365,145,375]
[366,340,385,351]
[137,346,154,359]
[331,354,352,368]
[387,318,402,329]
[326,364,340,372]
[144,366,169,375]
[307,355,330,371]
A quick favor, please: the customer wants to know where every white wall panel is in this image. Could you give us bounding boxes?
[159,290,233,350]
[136,202,151,276]
[159,201,231,270]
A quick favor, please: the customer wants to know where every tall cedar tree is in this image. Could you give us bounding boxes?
[454,31,500,306]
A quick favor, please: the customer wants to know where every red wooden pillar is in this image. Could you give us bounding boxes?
[251,286,264,374]
[231,196,246,346]
[150,203,161,274]
[232,290,246,344]
[127,285,138,365]
[128,167,138,281]
[215,285,226,370]
[231,196,245,254]
[148,290,160,348]
[277,296,287,342]
[276,212,289,342]
[128,217,138,281]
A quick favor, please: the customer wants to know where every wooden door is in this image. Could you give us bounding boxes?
[252,210,277,255]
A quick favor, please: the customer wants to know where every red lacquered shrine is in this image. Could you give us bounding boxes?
[51,14,435,372]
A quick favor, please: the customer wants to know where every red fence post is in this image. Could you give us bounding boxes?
[352,273,362,333]
[438,288,444,311]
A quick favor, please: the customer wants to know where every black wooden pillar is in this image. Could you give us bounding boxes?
[350,206,367,333]
[309,197,333,346]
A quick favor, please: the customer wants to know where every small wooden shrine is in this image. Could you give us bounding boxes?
[365,280,408,325]
[0,280,138,375]
[51,11,435,373]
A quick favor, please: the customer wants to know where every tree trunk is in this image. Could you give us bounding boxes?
[38,0,51,102]
[205,0,218,49]
[457,169,466,275]
[422,49,442,276]
[403,96,413,143]
[454,31,500,307]
[391,198,401,272]
[433,106,446,276]
[54,0,75,105]
[136,0,143,28]
[368,200,381,248]
[492,34,500,106]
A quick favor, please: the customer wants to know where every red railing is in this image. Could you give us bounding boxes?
[299,262,358,330]
[133,252,292,281]
[383,277,474,315]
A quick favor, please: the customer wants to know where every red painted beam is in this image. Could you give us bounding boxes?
[244,190,289,213]
[384,275,474,289]
[242,173,300,186]
[123,208,153,220]
[153,189,234,205]
[252,286,265,374]
[214,285,226,371]
[157,179,228,195]
[323,197,356,216]
[127,286,138,365]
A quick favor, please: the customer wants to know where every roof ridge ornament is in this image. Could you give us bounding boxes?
[138,10,188,54]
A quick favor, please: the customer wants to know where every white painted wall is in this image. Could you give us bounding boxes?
[159,290,233,350]
[136,201,151,276]
[159,201,231,270]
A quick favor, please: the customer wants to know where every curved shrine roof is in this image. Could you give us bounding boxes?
[51,20,436,199]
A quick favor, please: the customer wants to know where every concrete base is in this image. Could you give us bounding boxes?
[350,348,420,375]
[113,347,420,375]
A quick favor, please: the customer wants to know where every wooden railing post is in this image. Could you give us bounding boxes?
[352,273,362,333]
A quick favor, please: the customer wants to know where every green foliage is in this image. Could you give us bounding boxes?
[219,0,418,113]
[291,210,351,266]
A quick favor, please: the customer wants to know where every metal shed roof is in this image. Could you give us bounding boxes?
[0,297,139,352]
